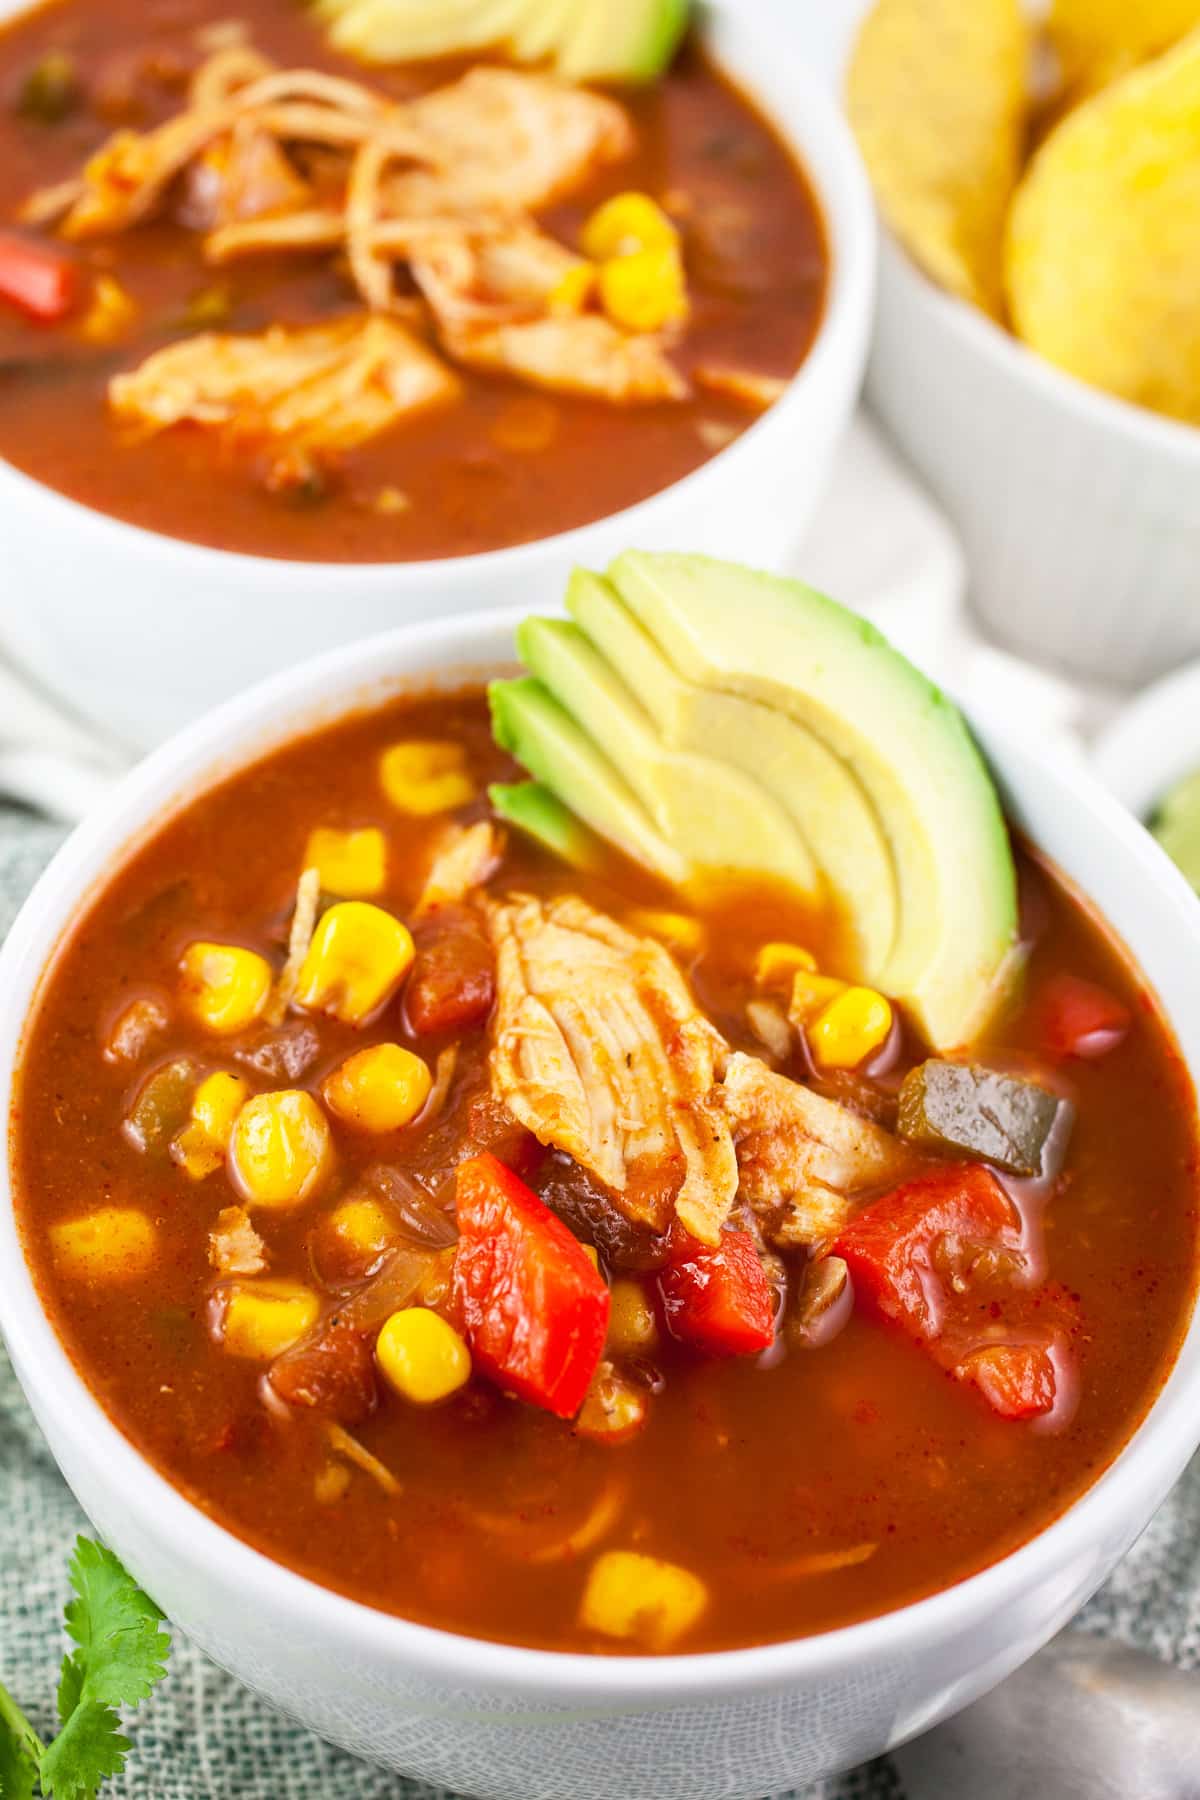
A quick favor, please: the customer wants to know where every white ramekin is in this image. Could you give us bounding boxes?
[0,0,874,752]
[1092,657,1200,819]
[867,232,1200,689]
[1,607,1198,1800]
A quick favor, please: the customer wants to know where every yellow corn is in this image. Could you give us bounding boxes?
[626,908,704,955]
[295,901,414,1025]
[322,1196,397,1260]
[323,1042,432,1132]
[171,1069,249,1180]
[598,243,689,334]
[379,741,475,816]
[580,1550,708,1650]
[788,969,847,1023]
[755,941,818,989]
[576,1365,648,1442]
[581,191,678,260]
[808,986,894,1070]
[375,1307,471,1404]
[229,1089,332,1208]
[50,1207,157,1282]
[179,941,273,1035]
[303,827,387,898]
[607,1278,658,1353]
[547,262,596,315]
[218,1279,320,1359]
[80,275,137,344]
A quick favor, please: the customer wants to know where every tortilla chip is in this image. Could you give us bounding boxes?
[1006,30,1200,423]
[845,0,1029,318]
[1048,0,1200,97]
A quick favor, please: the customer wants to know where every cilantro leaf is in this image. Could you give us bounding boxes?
[58,1540,169,1715]
[38,1704,129,1800]
[0,1683,41,1800]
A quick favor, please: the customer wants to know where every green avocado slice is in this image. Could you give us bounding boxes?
[1150,769,1200,893]
[606,552,1017,1051]
[565,569,899,978]
[488,781,604,871]
[489,676,688,886]
[517,617,821,896]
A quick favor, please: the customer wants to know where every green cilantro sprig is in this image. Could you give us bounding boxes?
[0,1538,170,1799]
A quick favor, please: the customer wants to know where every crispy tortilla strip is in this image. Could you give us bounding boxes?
[487,894,736,1241]
[721,1051,909,1248]
[416,821,501,916]
[209,1205,267,1276]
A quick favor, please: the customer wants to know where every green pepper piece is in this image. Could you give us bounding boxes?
[17,51,79,123]
[897,1060,1071,1178]
[123,1054,200,1155]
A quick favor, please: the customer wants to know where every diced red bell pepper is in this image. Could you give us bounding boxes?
[833,1165,1019,1344]
[955,1343,1056,1421]
[658,1226,775,1357]
[1036,973,1130,1060]
[453,1153,609,1419]
[0,232,77,322]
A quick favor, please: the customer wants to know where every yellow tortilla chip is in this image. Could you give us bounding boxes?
[1049,0,1200,96]
[1006,30,1200,424]
[845,0,1028,318]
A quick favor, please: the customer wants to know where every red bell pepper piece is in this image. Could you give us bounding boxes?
[833,1165,1019,1344]
[453,1152,609,1419]
[0,232,77,322]
[1037,973,1130,1060]
[955,1343,1056,1421]
[659,1226,775,1357]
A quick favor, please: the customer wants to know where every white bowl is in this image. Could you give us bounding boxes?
[1,607,1199,1800]
[0,0,874,753]
[867,231,1200,688]
[1092,658,1200,820]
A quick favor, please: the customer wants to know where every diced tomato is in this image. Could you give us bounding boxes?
[658,1226,775,1357]
[0,232,77,321]
[453,1152,609,1419]
[406,910,495,1036]
[1036,973,1130,1060]
[955,1343,1056,1421]
[833,1165,1019,1344]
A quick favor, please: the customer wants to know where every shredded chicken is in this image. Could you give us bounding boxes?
[438,312,687,403]
[109,315,460,452]
[693,364,790,411]
[487,895,737,1242]
[720,1051,909,1249]
[415,820,501,916]
[209,1205,267,1277]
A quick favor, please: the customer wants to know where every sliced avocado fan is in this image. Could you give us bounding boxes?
[317,0,690,83]
[490,553,1018,1053]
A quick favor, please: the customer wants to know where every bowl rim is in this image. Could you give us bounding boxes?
[1,601,1199,1704]
[0,1,875,584]
[877,228,1200,463]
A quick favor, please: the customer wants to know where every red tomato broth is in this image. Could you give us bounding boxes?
[9,687,1200,1653]
[0,0,827,560]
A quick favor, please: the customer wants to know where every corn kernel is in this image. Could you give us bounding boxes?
[179,941,272,1035]
[311,1194,398,1285]
[379,741,475,816]
[607,1278,658,1353]
[547,261,596,314]
[598,244,688,335]
[580,1550,708,1650]
[218,1279,320,1359]
[171,1069,249,1180]
[50,1207,157,1282]
[788,970,847,1024]
[229,1089,333,1208]
[295,902,414,1025]
[755,941,818,989]
[808,987,894,1070]
[576,1365,648,1443]
[626,908,704,955]
[80,274,137,344]
[303,827,387,898]
[581,191,678,261]
[376,1307,471,1404]
[323,1042,431,1132]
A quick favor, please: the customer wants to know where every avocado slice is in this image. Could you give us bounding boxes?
[517,617,820,897]
[320,0,689,82]
[489,781,604,871]
[606,553,1017,1051]
[565,570,899,978]
[489,676,688,886]
[1150,769,1200,893]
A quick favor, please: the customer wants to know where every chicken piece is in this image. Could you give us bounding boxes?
[487,895,737,1242]
[178,123,311,232]
[415,820,501,916]
[209,1205,267,1277]
[444,312,686,403]
[408,222,585,328]
[109,315,460,452]
[720,1051,910,1249]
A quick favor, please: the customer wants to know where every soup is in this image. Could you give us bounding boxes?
[0,0,826,560]
[11,674,1198,1655]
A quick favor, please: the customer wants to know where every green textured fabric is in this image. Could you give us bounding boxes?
[0,805,1194,1800]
